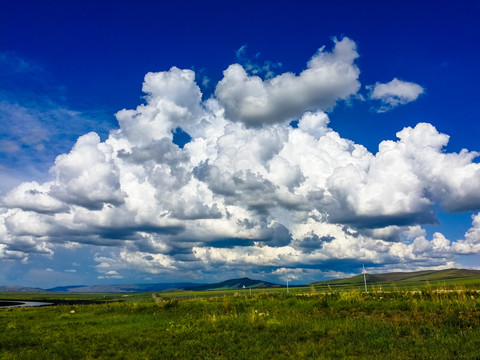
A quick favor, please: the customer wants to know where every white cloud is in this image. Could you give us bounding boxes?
[1,37,479,280]
[0,243,27,260]
[2,181,69,214]
[115,67,203,146]
[215,37,360,126]
[452,213,480,254]
[49,132,125,210]
[97,269,123,279]
[368,78,424,112]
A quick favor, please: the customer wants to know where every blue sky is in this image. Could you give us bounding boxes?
[1,0,480,288]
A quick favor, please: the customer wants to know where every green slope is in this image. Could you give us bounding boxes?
[310,268,480,288]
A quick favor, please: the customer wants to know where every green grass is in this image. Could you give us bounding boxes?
[2,285,480,359]
[311,268,480,291]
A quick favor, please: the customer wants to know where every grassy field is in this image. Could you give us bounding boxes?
[2,284,480,359]
[311,268,480,292]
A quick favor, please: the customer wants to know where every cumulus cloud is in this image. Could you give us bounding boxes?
[1,37,479,282]
[452,213,480,254]
[2,181,69,214]
[368,78,424,112]
[215,37,360,126]
[49,132,125,210]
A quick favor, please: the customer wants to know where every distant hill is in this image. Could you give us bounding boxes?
[185,277,282,291]
[310,268,480,287]
[47,278,281,293]
[3,270,479,294]
[47,282,204,293]
[0,286,46,293]
[1,278,281,294]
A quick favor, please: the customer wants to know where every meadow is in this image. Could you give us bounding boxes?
[1,283,480,359]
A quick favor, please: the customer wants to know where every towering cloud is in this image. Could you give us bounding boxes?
[1,37,479,281]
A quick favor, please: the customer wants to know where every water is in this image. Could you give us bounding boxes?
[0,300,54,308]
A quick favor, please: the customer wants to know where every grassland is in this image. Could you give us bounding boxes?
[2,283,480,359]
[311,268,480,292]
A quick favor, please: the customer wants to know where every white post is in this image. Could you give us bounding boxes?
[286,276,289,294]
[363,264,368,293]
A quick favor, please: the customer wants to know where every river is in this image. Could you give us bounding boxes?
[0,300,54,308]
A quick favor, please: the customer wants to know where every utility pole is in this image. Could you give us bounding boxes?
[363,264,368,293]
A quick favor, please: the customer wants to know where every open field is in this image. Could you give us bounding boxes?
[2,284,480,359]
